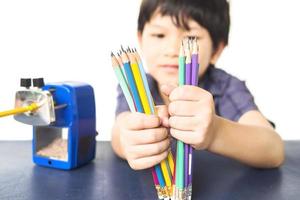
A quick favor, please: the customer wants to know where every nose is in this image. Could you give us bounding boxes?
[163,35,180,58]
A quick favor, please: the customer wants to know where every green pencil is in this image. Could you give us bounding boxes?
[175,42,186,194]
[111,52,135,112]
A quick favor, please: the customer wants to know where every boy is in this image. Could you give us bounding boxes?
[111,0,284,170]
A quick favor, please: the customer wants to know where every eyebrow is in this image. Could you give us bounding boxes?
[149,22,201,29]
[147,23,166,29]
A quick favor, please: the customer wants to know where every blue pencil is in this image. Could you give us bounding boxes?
[120,51,144,113]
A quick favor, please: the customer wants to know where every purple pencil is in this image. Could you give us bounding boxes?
[188,39,199,197]
[184,49,192,192]
[184,140,189,188]
[191,39,199,86]
[185,53,192,85]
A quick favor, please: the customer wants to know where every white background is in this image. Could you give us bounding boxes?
[0,0,299,141]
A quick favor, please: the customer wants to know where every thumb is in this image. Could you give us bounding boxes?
[155,105,169,127]
[160,84,177,97]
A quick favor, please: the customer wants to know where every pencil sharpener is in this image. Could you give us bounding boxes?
[15,79,97,170]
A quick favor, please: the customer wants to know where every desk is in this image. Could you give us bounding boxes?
[0,141,299,200]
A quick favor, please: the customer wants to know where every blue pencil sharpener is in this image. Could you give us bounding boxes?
[14,78,97,170]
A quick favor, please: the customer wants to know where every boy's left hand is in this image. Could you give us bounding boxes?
[161,84,218,150]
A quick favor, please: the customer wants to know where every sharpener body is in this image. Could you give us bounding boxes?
[33,82,97,170]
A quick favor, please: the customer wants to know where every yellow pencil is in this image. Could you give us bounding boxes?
[127,50,151,115]
[0,103,39,118]
[168,151,175,175]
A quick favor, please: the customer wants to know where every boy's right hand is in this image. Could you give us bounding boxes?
[119,106,170,170]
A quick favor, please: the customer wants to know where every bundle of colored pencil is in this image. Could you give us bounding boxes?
[173,38,199,200]
[111,47,175,199]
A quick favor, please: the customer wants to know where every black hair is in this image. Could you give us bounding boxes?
[138,0,230,50]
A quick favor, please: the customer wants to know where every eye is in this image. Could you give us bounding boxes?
[151,33,165,39]
[185,36,201,40]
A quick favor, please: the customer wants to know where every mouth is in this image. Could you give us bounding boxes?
[160,64,179,73]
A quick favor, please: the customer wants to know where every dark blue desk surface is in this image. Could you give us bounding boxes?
[0,141,299,200]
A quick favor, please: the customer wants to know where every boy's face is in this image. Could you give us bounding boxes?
[138,12,224,85]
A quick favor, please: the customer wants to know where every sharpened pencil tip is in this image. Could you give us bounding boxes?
[121,45,125,52]
[111,52,114,57]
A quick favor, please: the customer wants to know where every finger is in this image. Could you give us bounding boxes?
[155,105,169,127]
[128,150,169,170]
[156,105,168,118]
[128,137,171,159]
[160,84,177,97]
[170,128,201,145]
[169,116,201,131]
[128,127,169,145]
[123,112,161,130]
[168,100,203,116]
[169,85,211,101]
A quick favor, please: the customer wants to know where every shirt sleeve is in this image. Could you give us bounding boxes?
[218,77,258,121]
[115,84,130,117]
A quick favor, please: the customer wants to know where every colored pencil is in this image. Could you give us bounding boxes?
[112,47,175,199]
[120,50,144,113]
[133,48,155,114]
[174,38,199,200]
[184,49,192,195]
[128,48,173,196]
[111,53,135,112]
[175,41,186,200]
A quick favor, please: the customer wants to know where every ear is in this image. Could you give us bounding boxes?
[210,42,225,65]
[137,31,143,48]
